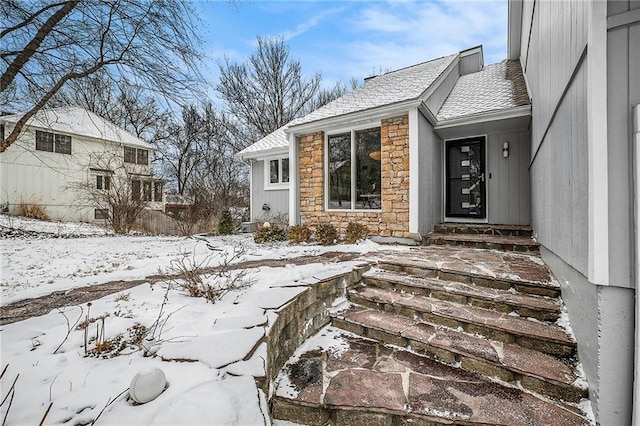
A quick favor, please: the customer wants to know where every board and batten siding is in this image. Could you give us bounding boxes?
[607,2,640,288]
[487,130,531,226]
[251,160,289,222]
[522,0,589,274]
[416,110,442,236]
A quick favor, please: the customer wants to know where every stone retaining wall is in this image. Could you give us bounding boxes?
[258,265,369,394]
[298,115,410,238]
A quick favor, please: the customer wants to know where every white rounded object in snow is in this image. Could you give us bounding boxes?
[129,368,166,404]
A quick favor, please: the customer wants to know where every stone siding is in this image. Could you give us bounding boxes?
[298,115,410,238]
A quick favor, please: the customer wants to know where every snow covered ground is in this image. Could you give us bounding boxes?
[0,216,405,425]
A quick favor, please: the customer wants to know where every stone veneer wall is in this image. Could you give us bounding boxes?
[298,115,410,238]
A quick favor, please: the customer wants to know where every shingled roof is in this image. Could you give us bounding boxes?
[1,106,152,149]
[437,60,530,121]
[236,124,291,159]
[290,54,457,127]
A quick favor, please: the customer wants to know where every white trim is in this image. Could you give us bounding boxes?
[607,8,640,30]
[418,55,461,102]
[263,155,290,191]
[409,108,420,234]
[587,0,609,285]
[508,0,523,61]
[435,105,532,130]
[288,133,299,226]
[442,134,489,223]
[632,104,640,425]
[249,160,254,220]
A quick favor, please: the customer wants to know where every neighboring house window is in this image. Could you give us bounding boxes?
[143,181,152,201]
[266,157,289,189]
[327,127,381,210]
[96,175,111,190]
[94,209,109,220]
[153,182,163,202]
[1,125,4,141]
[124,147,149,165]
[35,130,71,155]
[131,179,141,201]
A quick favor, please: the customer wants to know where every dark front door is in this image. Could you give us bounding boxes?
[446,137,486,219]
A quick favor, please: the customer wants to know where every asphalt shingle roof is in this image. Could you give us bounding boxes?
[235,124,290,158]
[291,54,457,127]
[1,106,152,149]
[436,60,530,120]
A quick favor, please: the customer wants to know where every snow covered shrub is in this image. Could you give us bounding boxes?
[163,244,252,303]
[254,223,287,244]
[344,222,369,244]
[315,224,338,245]
[287,225,311,244]
[217,210,235,234]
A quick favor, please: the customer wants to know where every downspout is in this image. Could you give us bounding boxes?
[633,104,640,424]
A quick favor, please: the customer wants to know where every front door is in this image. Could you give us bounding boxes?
[445,137,486,219]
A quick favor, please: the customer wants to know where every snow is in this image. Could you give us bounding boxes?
[0,216,399,425]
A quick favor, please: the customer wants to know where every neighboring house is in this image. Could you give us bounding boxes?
[0,106,164,222]
[238,0,640,423]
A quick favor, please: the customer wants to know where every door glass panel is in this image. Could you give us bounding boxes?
[446,139,485,218]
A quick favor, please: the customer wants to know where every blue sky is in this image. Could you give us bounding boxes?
[195,0,508,95]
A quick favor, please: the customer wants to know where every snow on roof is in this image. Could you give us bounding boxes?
[236,119,305,159]
[436,60,530,120]
[290,54,457,128]
[1,106,153,149]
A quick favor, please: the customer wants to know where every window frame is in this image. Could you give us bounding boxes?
[324,125,382,212]
[124,146,149,165]
[264,155,290,190]
[35,130,72,155]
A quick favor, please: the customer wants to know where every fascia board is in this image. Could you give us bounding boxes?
[286,99,422,136]
[434,105,531,130]
[418,55,461,103]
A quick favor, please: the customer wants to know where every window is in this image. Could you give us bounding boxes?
[265,157,289,189]
[143,181,152,201]
[153,182,163,202]
[1,125,4,141]
[124,147,149,165]
[94,209,109,220]
[35,130,71,154]
[96,175,111,190]
[327,127,381,210]
[131,179,141,201]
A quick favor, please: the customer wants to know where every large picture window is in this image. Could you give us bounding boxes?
[327,127,381,210]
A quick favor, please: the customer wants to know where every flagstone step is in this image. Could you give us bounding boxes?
[363,268,561,322]
[273,328,589,426]
[433,223,533,237]
[349,286,575,356]
[332,307,587,403]
[426,232,540,253]
[373,247,560,298]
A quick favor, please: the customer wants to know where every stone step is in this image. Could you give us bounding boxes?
[433,223,533,237]
[373,247,560,298]
[363,268,561,322]
[427,232,540,253]
[273,327,589,426]
[349,286,575,357]
[332,307,587,403]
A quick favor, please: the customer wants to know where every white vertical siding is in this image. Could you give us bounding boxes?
[250,160,289,222]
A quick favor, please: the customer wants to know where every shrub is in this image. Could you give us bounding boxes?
[315,224,338,246]
[217,210,234,234]
[287,225,311,244]
[254,223,287,244]
[344,222,369,244]
[17,200,50,220]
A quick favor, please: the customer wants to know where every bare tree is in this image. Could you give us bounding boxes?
[1,0,203,152]
[217,36,322,140]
